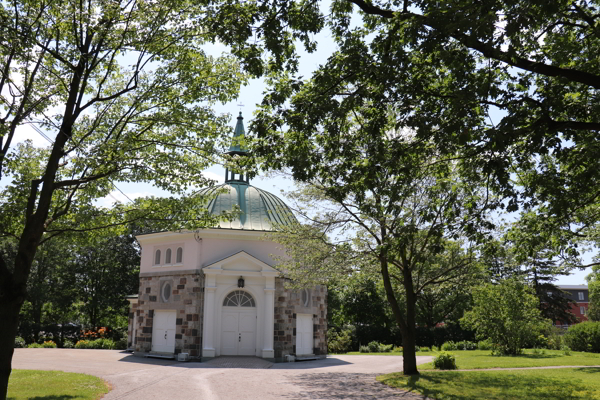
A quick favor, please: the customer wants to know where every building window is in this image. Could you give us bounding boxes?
[162,282,171,302]
[154,250,161,265]
[547,291,553,297]
[579,292,584,301]
[302,289,310,307]
[580,306,586,315]
[223,290,256,307]
[165,248,172,264]
[176,247,183,263]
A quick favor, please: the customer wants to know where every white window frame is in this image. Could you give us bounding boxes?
[165,248,172,264]
[154,250,161,266]
[578,292,584,301]
[580,306,586,315]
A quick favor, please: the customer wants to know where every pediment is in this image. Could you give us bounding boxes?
[203,251,279,277]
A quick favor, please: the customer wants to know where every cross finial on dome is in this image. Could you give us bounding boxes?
[225,111,249,183]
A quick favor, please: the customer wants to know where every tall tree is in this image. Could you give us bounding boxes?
[0,1,247,397]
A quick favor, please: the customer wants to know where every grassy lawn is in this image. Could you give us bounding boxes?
[377,368,600,400]
[417,349,600,370]
[8,370,109,400]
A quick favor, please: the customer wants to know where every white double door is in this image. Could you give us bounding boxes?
[152,310,176,353]
[221,308,257,356]
[296,314,313,355]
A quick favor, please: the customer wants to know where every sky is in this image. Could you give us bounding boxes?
[4,10,594,287]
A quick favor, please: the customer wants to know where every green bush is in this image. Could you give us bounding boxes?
[561,345,572,356]
[92,338,116,349]
[75,340,90,349]
[441,341,457,351]
[433,351,457,370]
[114,338,128,350]
[41,340,57,348]
[531,347,546,355]
[14,337,26,348]
[456,340,477,350]
[27,343,42,348]
[414,345,420,352]
[420,346,431,352]
[564,321,600,353]
[477,339,493,350]
[327,328,353,354]
[367,341,381,353]
[547,327,564,350]
[63,340,74,349]
[379,344,393,353]
[392,346,403,353]
[359,345,370,353]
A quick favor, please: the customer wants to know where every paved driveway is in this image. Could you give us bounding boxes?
[12,349,433,399]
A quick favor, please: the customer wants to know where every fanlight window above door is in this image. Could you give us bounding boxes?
[223,290,256,307]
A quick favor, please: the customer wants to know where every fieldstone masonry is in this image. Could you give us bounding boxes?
[134,272,204,357]
[273,278,327,361]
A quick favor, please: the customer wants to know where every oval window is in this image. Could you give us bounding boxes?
[302,289,310,307]
[162,283,171,302]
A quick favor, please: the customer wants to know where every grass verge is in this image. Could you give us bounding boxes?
[417,349,600,370]
[8,369,110,400]
[377,368,600,400]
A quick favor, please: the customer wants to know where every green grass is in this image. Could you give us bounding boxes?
[417,349,600,370]
[342,351,438,356]
[8,370,109,400]
[377,368,600,399]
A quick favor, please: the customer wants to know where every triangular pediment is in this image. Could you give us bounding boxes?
[203,251,279,276]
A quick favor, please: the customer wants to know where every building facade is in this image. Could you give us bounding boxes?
[126,113,327,361]
[556,285,589,326]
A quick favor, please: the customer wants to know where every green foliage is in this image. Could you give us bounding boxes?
[561,345,571,356]
[75,340,90,349]
[368,341,382,353]
[461,280,550,355]
[327,328,353,354]
[456,341,477,351]
[27,343,42,348]
[442,341,457,351]
[74,338,116,350]
[420,346,431,352]
[62,340,74,349]
[588,267,600,322]
[359,345,369,353]
[7,370,109,400]
[41,341,57,348]
[433,352,457,370]
[477,339,493,351]
[564,321,600,353]
[14,337,25,348]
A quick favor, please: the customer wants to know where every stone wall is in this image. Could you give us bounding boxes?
[134,272,204,357]
[273,278,327,361]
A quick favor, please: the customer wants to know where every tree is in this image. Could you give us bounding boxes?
[268,144,485,376]
[0,1,247,397]
[588,266,600,322]
[461,280,550,355]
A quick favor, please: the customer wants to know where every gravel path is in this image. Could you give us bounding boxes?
[12,349,434,400]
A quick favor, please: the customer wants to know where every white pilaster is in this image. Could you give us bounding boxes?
[262,276,275,358]
[202,273,218,358]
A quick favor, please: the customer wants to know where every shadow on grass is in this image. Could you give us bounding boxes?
[382,371,589,400]
[574,367,600,374]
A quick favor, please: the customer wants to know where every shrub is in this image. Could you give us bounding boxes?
[75,340,90,349]
[379,344,393,353]
[531,347,546,355]
[42,340,57,348]
[63,340,75,349]
[561,345,572,356]
[115,338,128,350]
[327,328,353,354]
[477,339,493,350]
[14,337,26,348]
[392,346,403,353]
[420,346,431,352]
[27,343,42,348]
[359,345,370,353]
[414,345,420,352]
[91,338,116,349]
[456,340,477,350]
[367,341,381,353]
[441,341,457,351]
[547,327,564,350]
[564,321,600,353]
[433,352,457,370]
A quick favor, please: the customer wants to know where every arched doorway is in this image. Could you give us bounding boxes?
[221,290,257,356]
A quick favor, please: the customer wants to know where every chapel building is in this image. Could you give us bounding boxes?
[126,112,327,361]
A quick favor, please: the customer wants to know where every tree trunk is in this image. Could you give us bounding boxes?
[0,288,25,400]
[402,266,419,375]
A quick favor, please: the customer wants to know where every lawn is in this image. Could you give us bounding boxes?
[377,368,600,400]
[8,370,109,400]
[417,349,600,370]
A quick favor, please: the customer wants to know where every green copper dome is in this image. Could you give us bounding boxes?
[198,182,297,231]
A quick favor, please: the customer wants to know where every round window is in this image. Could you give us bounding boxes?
[162,283,171,302]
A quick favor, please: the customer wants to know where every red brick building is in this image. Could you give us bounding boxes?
[556,285,589,326]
